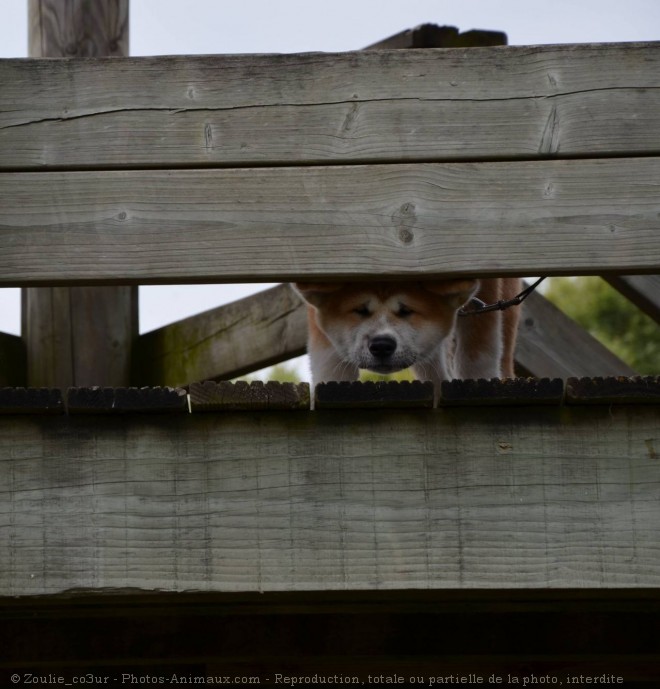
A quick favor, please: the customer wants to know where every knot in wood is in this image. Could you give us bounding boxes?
[392,202,417,245]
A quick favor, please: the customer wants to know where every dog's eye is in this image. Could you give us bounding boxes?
[397,304,414,317]
[353,305,371,317]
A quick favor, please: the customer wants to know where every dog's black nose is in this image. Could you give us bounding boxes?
[369,335,397,358]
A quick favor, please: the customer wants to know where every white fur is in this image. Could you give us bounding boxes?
[294,278,521,405]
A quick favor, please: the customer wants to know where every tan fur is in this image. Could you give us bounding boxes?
[293,278,521,402]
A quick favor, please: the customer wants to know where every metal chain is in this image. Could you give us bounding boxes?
[457,277,546,317]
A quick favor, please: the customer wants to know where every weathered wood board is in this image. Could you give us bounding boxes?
[189,380,310,410]
[22,285,138,387]
[605,274,660,323]
[1,158,659,286]
[28,0,129,58]
[2,42,660,169]
[135,284,307,386]
[23,0,137,389]
[515,290,637,378]
[1,406,658,596]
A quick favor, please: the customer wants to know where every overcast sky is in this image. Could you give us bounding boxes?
[0,0,658,372]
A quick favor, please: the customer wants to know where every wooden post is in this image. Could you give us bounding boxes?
[28,0,129,57]
[25,0,136,387]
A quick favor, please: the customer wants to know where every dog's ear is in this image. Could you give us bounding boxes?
[423,279,479,309]
[292,282,344,308]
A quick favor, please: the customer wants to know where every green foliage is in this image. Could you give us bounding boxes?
[359,368,415,382]
[235,362,301,383]
[236,362,416,383]
[543,277,660,374]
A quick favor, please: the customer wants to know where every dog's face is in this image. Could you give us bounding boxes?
[294,280,478,374]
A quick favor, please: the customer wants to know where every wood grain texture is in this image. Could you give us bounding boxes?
[0,406,658,595]
[566,376,660,405]
[1,159,659,286]
[22,286,138,387]
[25,0,136,389]
[439,377,564,406]
[314,381,434,408]
[29,0,128,58]
[135,284,307,387]
[515,290,637,378]
[2,42,660,170]
[605,275,660,323]
[189,381,310,411]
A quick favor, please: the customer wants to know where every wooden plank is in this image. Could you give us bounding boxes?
[314,381,434,408]
[515,290,637,378]
[0,332,26,387]
[189,381,310,411]
[604,275,660,323]
[23,0,137,389]
[0,388,63,414]
[439,377,564,406]
[66,386,188,414]
[1,159,659,287]
[28,0,129,57]
[364,23,507,49]
[0,406,658,595]
[134,284,307,387]
[566,376,660,405]
[2,42,660,170]
[22,285,138,387]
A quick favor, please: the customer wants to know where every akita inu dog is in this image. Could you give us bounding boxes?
[293,278,521,400]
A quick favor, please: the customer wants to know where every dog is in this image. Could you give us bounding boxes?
[293,278,521,401]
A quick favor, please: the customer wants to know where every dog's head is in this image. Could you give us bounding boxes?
[293,280,478,374]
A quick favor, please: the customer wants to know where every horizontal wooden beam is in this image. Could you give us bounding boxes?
[1,159,659,286]
[1,405,658,595]
[2,42,660,170]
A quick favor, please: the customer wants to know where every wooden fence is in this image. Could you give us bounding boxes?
[1,42,659,385]
[1,34,659,679]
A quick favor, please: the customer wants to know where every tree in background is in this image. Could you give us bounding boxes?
[543,277,659,374]
[237,362,301,383]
